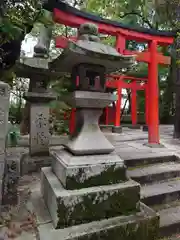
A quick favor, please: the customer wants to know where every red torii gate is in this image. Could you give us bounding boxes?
[105,75,148,127]
[52,1,174,145]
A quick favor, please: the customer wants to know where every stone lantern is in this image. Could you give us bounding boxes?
[55,23,135,155]
[41,23,159,239]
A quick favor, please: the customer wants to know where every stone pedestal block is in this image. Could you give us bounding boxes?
[64,91,116,109]
[112,126,122,134]
[41,167,140,229]
[100,125,113,132]
[39,203,159,240]
[64,91,116,155]
[30,104,50,156]
[20,153,53,175]
[50,148,127,190]
[123,124,141,129]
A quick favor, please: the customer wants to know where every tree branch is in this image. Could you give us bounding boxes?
[120,11,153,29]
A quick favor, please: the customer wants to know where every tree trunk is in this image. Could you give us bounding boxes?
[173,35,180,137]
[161,56,175,124]
[173,0,180,137]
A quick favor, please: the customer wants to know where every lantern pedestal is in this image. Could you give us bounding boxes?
[64,91,116,155]
[40,22,159,240]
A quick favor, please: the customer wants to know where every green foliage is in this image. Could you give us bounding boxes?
[0,0,42,42]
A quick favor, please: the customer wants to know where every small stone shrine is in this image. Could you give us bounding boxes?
[23,19,55,157]
[40,23,159,239]
[17,11,59,174]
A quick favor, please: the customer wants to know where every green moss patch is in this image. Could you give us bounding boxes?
[66,164,127,190]
[57,185,140,228]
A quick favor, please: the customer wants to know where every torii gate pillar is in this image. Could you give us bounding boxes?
[148,40,160,144]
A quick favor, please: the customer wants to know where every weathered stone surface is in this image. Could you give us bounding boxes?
[65,109,114,155]
[2,158,19,205]
[141,178,180,206]
[41,167,140,229]
[112,126,122,134]
[127,161,180,184]
[159,205,180,237]
[123,152,176,168]
[0,82,10,207]
[39,202,159,240]
[100,125,113,132]
[24,91,55,103]
[63,92,115,155]
[144,142,165,148]
[126,124,141,129]
[20,57,49,69]
[20,153,53,175]
[51,148,127,189]
[0,159,5,180]
[55,38,135,74]
[64,91,116,109]
[29,104,50,156]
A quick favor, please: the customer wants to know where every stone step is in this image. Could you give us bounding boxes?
[127,162,180,184]
[141,179,180,206]
[38,202,159,240]
[123,153,177,168]
[160,205,180,237]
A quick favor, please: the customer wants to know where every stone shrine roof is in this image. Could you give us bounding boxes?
[49,37,135,74]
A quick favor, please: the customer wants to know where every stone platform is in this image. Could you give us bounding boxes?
[39,202,159,240]
[2,125,180,239]
[39,125,165,239]
[41,167,140,229]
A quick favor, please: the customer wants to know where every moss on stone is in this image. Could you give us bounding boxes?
[65,215,159,240]
[66,164,127,190]
[56,185,140,229]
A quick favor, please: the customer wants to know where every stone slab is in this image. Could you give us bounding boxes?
[39,202,159,240]
[122,124,141,129]
[127,162,180,184]
[144,142,165,148]
[64,91,117,109]
[51,148,127,189]
[20,153,53,175]
[100,125,113,132]
[20,57,49,69]
[41,167,140,229]
[112,126,122,133]
[159,205,180,237]
[122,152,176,168]
[141,178,180,206]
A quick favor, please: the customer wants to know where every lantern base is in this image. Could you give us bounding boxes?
[50,147,127,190]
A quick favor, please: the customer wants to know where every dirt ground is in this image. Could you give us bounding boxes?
[0,173,47,240]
